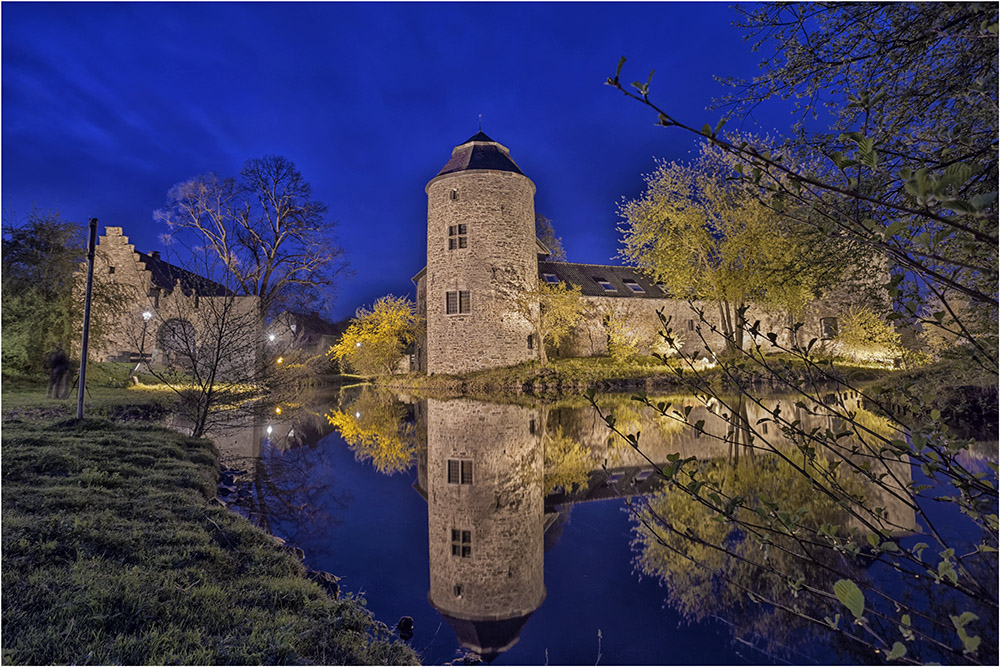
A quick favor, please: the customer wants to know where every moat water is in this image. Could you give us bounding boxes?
[211,385,997,665]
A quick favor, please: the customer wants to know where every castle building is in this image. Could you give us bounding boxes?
[412,132,866,374]
[89,226,258,372]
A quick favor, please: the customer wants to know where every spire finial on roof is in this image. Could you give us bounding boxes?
[478,114,483,131]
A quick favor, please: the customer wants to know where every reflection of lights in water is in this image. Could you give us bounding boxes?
[275,406,282,415]
[266,425,273,435]
[355,411,361,419]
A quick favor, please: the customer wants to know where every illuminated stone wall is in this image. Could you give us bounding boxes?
[424,150,538,374]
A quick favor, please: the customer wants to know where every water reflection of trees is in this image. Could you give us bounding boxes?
[209,398,351,545]
[631,451,874,663]
[620,393,997,665]
[325,388,420,475]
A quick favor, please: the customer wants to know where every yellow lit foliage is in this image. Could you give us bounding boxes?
[543,426,595,495]
[836,305,902,365]
[326,390,415,475]
[330,295,420,376]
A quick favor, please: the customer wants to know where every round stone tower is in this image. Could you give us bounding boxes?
[424,131,538,374]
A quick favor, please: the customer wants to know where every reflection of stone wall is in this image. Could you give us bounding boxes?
[426,399,545,649]
[549,394,917,534]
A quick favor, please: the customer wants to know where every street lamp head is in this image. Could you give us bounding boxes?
[142,311,153,321]
[268,333,276,342]
[355,341,362,348]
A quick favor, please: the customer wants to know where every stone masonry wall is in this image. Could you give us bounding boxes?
[92,227,258,376]
[425,169,538,374]
[558,295,848,359]
[426,398,546,621]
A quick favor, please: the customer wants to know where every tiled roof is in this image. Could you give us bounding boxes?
[537,261,668,298]
[136,251,235,297]
[435,133,524,177]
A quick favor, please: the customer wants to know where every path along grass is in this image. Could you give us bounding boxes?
[1,390,417,665]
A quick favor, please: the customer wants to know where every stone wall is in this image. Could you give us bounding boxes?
[557,294,855,359]
[92,227,258,377]
[426,398,546,622]
[424,169,538,374]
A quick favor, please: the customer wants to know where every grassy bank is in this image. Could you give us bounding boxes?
[376,354,891,401]
[1,391,417,664]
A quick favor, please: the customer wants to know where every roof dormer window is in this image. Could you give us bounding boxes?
[622,279,644,293]
[542,273,559,284]
[594,277,616,292]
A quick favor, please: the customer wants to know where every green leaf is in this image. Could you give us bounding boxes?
[887,642,906,660]
[614,56,626,81]
[702,123,712,136]
[960,632,981,653]
[833,579,865,619]
[950,612,979,629]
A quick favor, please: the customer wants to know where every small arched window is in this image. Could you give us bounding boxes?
[450,189,458,200]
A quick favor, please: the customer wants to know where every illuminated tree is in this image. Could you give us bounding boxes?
[618,139,849,356]
[330,295,420,376]
[507,280,585,365]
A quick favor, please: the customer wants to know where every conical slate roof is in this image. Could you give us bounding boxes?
[435,131,524,177]
[439,612,534,663]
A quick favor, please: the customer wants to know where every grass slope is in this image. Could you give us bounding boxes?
[1,415,417,665]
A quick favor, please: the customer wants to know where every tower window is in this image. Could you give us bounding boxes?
[622,279,644,293]
[593,277,616,292]
[542,273,559,284]
[108,266,116,274]
[688,319,694,331]
[451,529,472,558]
[447,459,473,484]
[820,317,839,340]
[448,224,467,250]
[450,189,458,200]
[527,334,534,350]
[446,291,471,315]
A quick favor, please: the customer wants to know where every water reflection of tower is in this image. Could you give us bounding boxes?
[421,398,546,662]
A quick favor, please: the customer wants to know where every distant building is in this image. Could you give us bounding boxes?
[269,310,344,357]
[412,132,885,374]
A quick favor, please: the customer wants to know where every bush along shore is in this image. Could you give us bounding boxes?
[0,387,418,665]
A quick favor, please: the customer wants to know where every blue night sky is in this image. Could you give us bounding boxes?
[2,1,791,320]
